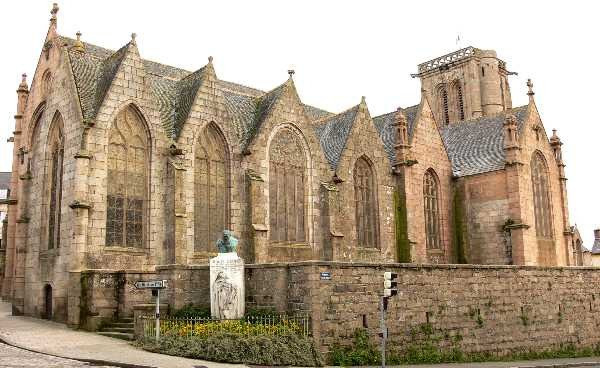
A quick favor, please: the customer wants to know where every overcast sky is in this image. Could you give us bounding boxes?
[1,1,598,247]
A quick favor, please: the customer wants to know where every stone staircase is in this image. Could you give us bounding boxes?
[97,317,135,341]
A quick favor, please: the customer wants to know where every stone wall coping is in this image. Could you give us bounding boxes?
[99,262,600,273]
[133,303,168,310]
[72,269,157,274]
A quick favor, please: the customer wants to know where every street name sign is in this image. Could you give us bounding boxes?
[134,280,167,289]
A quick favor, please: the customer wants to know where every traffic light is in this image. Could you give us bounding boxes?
[383,272,398,298]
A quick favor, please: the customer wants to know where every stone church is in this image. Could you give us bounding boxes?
[0,4,580,326]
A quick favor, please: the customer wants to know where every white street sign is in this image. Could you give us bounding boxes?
[134,280,167,289]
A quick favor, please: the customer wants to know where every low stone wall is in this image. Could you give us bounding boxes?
[282,262,600,356]
[78,270,157,330]
[86,262,600,356]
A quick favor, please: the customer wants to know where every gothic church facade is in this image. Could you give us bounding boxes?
[0,5,578,324]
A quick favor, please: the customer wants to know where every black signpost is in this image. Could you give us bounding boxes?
[135,279,168,342]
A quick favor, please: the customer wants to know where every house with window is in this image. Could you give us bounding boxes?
[1,4,578,326]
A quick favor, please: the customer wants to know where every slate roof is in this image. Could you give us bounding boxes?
[304,104,333,121]
[440,105,528,177]
[59,35,532,178]
[62,36,332,146]
[373,105,419,164]
[313,105,360,170]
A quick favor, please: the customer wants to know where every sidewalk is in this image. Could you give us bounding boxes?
[384,358,600,368]
[0,300,246,368]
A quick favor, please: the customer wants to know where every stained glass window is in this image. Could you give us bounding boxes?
[424,169,441,249]
[195,124,229,252]
[354,157,379,248]
[47,115,63,249]
[269,128,306,243]
[106,106,148,247]
[531,152,553,238]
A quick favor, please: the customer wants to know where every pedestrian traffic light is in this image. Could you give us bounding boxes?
[383,271,398,298]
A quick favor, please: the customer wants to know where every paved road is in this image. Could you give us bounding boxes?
[0,341,118,367]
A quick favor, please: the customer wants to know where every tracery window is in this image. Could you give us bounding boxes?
[423,169,441,249]
[531,152,553,238]
[106,105,148,247]
[47,116,64,249]
[454,82,465,121]
[195,123,229,252]
[354,156,379,248]
[269,128,306,243]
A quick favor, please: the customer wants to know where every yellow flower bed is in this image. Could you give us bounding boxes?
[160,319,304,337]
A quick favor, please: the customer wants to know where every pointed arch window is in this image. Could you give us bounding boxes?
[453,82,465,121]
[195,123,230,252]
[440,87,450,125]
[47,115,64,250]
[269,128,306,243]
[354,156,379,248]
[41,70,52,97]
[423,169,441,249]
[106,106,148,248]
[531,152,553,238]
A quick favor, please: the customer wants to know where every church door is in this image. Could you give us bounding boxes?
[44,284,52,320]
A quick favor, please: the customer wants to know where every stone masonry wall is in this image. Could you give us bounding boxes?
[462,171,511,264]
[143,261,600,356]
[299,262,600,355]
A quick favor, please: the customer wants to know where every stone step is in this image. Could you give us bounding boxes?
[107,322,134,328]
[97,331,135,341]
[117,317,134,323]
[100,327,134,333]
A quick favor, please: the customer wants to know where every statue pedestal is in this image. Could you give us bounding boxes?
[209,252,245,319]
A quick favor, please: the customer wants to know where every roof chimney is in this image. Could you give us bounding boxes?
[592,229,600,254]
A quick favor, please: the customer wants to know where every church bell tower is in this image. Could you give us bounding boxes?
[412,47,515,125]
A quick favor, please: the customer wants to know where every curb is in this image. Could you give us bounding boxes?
[0,335,157,368]
[512,363,600,368]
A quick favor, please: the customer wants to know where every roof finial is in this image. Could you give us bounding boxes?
[50,3,59,23]
[288,69,295,79]
[131,33,137,45]
[527,78,534,97]
[71,31,85,53]
[208,55,213,64]
[360,96,366,104]
[18,73,28,93]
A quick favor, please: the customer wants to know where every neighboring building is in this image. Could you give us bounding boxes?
[0,172,10,287]
[1,4,581,325]
[570,225,585,266]
[590,229,600,266]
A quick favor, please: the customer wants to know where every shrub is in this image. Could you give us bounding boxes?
[329,329,380,366]
[139,332,324,366]
[171,304,211,319]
